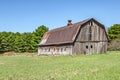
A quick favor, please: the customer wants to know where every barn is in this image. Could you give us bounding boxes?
[38,18,108,55]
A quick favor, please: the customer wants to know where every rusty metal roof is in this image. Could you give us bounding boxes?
[39,18,105,46]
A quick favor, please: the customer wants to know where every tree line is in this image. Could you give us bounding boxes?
[0,24,120,53]
[0,25,48,53]
[108,24,120,40]
[108,24,120,51]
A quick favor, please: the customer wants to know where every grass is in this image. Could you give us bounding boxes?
[0,51,120,80]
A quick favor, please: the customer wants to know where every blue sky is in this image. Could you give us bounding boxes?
[0,0,120,33]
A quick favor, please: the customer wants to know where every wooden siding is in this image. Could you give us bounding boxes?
[73,41,107,54]
[77,21,107,42]
[73,20,108,54]
[38,45,73,55]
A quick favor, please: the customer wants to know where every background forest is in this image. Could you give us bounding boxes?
[0,25,48,53]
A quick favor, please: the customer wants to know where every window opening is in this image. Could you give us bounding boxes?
[48,48,50,51]
[64,48,66,51]
[53,48,55,51]
[91,45,93,48]
[57,48,59,52]
[86,46,88,49]
[61,48,63,52]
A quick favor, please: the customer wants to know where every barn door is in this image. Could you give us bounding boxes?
[84,43,94,54]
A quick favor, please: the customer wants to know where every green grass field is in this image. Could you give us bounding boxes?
[0,51,120,80]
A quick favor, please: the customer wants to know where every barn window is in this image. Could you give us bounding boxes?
[57,48,59,52]
[61,48,63,52]
[48,48,50,51]
[89,21,93,26]
[53,48,55,51]
[91,21,93,26]
[64,48,66,51]
[91,45,93,48]
[86,46,88,49]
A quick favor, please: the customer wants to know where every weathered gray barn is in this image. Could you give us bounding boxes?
[38,18,108,55]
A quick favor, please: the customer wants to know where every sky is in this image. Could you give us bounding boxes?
[0,0,120,33]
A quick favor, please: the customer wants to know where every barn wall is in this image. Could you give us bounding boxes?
[72,42,85,54]
[74,20,108,54]
[97,41,108,53]
[73,41,107,54]
[38,45,73,55]
[76,20,108,42]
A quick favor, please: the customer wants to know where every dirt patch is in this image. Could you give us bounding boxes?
[3,51,16,56]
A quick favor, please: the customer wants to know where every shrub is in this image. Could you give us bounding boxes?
[108,38,120,51]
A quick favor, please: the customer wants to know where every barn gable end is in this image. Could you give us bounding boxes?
[38,18,108,55]
[73,19,108,54]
